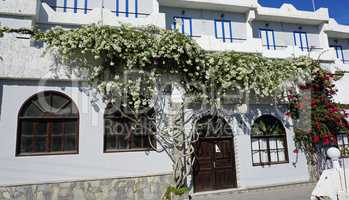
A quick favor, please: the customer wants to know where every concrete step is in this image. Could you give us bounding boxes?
[177,182,316,200]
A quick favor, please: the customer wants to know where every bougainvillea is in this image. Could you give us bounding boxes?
[288,68,349,159]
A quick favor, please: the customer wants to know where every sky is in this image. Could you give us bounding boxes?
[258,0,349,25]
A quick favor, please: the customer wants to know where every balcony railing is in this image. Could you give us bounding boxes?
[41,0,150,18]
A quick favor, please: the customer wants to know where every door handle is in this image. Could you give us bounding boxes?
[213,161,216,168]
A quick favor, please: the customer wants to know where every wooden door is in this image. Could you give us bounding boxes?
[193,137,237,192]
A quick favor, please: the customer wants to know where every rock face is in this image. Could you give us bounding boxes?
[0,174,173,200]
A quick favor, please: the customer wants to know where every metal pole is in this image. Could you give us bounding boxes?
[312,0,316,11]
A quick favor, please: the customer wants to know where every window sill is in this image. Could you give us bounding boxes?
[16,151,78,157]
[104,148,155,153]
[252,161,289,167]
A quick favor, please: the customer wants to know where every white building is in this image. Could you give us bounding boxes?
[0,0,348,199]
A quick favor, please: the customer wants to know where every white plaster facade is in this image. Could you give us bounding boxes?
[0,0,349,194]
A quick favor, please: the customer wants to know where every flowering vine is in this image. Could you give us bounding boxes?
[288,68,349,164]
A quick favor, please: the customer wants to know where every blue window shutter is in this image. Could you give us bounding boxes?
[189,18,193,37]
[271,30,276,50]
[221,20,225,42]
[115,0,119,16]
[304,32,309,52]
[63,0,67,12]
[229,21,233,43]
[74,0,78,13]
[214,20,218,39]
[84,0,88,14]
[126,0,129,17]
[135,0,138,18]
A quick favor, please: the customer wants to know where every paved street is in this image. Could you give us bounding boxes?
[184,182,316,200]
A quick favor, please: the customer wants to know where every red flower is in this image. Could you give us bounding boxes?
[323,135,330,145]
[285,112,291,117]
[312,135,320,143]
[293,149,299,154]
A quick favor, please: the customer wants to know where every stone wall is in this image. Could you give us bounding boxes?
[0,174,173,200]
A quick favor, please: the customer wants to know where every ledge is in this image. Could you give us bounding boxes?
[255,3,329,25]
[194,36,262,53]
[262,46,336,62]
[159,0,258,13]
[0,0,38,17]
[325,19,349,38]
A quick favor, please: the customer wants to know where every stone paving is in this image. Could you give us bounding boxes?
[183,182,316,200]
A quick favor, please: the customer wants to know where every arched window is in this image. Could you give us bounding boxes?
[251,115,288,166]
[17,91,79,156]
[104,104,156,152]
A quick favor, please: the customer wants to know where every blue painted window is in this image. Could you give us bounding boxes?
[172,17,193,37]
[331,45,345,63]
[214,19,233,43]
[293,31,309,52]
[62,0,88,14]
[115,0,139,18]
[260,29,276,50]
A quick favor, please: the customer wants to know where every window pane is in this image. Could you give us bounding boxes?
[21,121,33,135]
[52,136,63,151]
[20,136,33,153]
[36,122,48,136]
[34,136,47,152]
[116,135,128,149]
[261,30,268,46]
[259,138,268,150]
[267,30,275,48]
[343,135,349,145]
[183,18,192,36]
[252,151,260,164]
[52,121,63,136]
[270,149,278,162]
[277,138,285,149]
[269,138,277,149]
[223,21,231,40]
[215,20,223,39]
[52,94,69,110]
[251,138,259,151]
[63,135,76,151]
[23,103,42,116]
[338,135,344,145]
[132,135,144,148]
[64,120,76,135]
[261,150,269,163]
[105,134,116,150]
[278,149,286,161]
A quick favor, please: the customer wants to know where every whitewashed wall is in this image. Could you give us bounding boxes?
[329,38,349,62]
[0,80,172,186]
[184,103,310,189]
[253,21,321,49]
[160,6,247,41]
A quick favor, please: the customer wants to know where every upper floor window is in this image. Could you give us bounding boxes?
[104,104,156,152]
[17,91,79,156]
[260,29,276,50]
[52,0,90,14]
[214,19,233,43]
[251,115,289,166]
[337,132,349,157]
[293,31,309,52]
[114,0,139,18]
[331,45,345,63]
[172,16,193,37]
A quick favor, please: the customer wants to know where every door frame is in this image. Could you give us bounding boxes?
[193,135,237,193]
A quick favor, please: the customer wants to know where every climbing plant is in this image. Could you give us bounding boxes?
[287,68,349,178]
[0,24,333,185]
